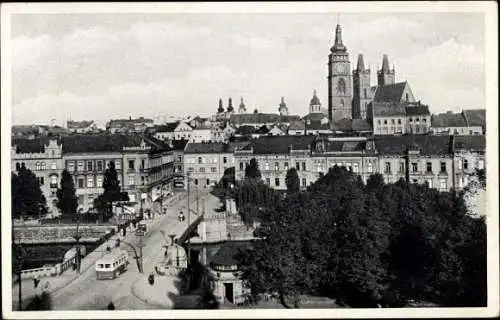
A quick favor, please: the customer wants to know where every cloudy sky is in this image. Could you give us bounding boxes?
[9,10,485,126]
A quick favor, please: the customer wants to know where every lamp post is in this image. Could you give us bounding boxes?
[73,214,81,273]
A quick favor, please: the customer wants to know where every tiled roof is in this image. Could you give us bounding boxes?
[453,135,485,151]
[320,140,365,152]
[171,139,189,151]
[431,112,467,127]
[331,118,372,132]
[374,135,452,156]
[306,121,331,131]
[229,113,300,125]
[463,109,486,127]
[288,120,306,130]
[108,118,154,127]
[61,134,171,154]
[67,120,94,129]
[155,122,180,133]
[406,104,430,116]
[303,113,328,121]
[12,137,60,154]
[373,82,408,103]
[372,102,406,117]
[184,142,234,154]
[247,135,315,154]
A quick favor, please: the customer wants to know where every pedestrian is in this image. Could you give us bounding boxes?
[107,302,115,310]
[154,266,159,274]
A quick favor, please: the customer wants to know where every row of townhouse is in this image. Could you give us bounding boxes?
[233,135,485,192]
[11,134,175,216]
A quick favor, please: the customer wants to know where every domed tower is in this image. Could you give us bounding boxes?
[238,97,246,113]
[327,24,353,121]
[217,98,224,114]
[353,54,371,119]
[309,90,322,114]
[227,97,234,114]
[278,97,289,116]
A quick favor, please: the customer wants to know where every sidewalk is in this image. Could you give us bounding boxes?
[11,193,186,310]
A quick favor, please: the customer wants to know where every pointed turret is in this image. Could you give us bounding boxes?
[227,97,234,113]
[381,54,390,72]
[356,54,365,71]
[217,98,224,113]
[279,97,288,116]
[310,89,322,114]
[330,24,347,53]
[377,54,395,86]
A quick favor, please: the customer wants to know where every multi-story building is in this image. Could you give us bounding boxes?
[153,122,179,141]
[405,102,431,134]
[233,134,485,192]
[184,142,237,189]
[106,117,154,134]
[67,120,98,134]
[430,110,485,135]
[62,134,174,213]
[11,138,64,216]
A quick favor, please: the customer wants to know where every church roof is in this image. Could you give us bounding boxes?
[405,104,430,116]
[303,113,328,121]
[373,82,408,103]
[431,112,467,128]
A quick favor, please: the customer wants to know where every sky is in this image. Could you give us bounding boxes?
[9,11,486,126]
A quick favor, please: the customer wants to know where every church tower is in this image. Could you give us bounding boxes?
[309,90,322,114]
[352,54,371,119]
[328,24,353,121]
[377,54,395,86]
[238,97,246,113]
[278,97,289,116]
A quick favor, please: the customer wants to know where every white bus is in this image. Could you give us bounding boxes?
[95,250,129,280]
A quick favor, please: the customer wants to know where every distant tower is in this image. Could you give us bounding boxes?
[278,97,289,116]
[353,54,371,119]
[217,98,224,114]
[328,24,353,121]
[238,97,247,113]
[377,54,395,86]
[227,97,234,113]
[309,90,322,114]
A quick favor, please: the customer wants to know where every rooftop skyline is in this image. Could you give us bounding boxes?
[9,10,486,126]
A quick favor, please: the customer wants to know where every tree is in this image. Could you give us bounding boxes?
[245,158,261,180]
[11,164,47,219]
[94,161,128,220]
[285,168,300,194]
[56,169,78,215]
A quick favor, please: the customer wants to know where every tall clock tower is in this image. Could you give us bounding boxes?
[328,24,353,121]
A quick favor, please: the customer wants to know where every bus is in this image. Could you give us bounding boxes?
[95,250,129,280]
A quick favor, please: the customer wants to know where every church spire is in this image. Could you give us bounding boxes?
[227,97,234,112]
[331,24,347,53]
[357,54,365,71]
[217,98,224,113]
[381,54,390,72]
[238,97,246,113]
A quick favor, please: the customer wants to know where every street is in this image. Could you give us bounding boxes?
[49,189,215,310]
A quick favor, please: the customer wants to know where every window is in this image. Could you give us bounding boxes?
[284,162,289,170]
[239,162,244,170]
[384,162,391,174]
[346,162,352,171]
[15,162,20,171]
[87,176,94,188]
[115,160,121,170]
[406,93,409,102]
[399,162,405,173]
[206,179,210,186]
[353,163,359,173]
[412,162,418,173]
[141,159,145,169]
[223,157,227,164]
[41,162,46,170]
[194,179,198,185]
[128,175,135,186]
[384,119,387,125]
[423,118,427,123]
[391,119,395,125]
[439,179,447,191]
[87,161,93,171]
[50,175,57,187]
[415,118,420,123]
[440,162,446,173]
[478,159,484,170]
[398,119,402,125]
[377,120,381,125]
[426,162,432,173]
[200,167,206,173]
[302,162,306,171]
[463,159,468,170]
[337,78,346,94]
[469,130,473,135]
[68,161,75,172]
[274,162,279,171]
[275,178,280,187]
[96,161,103,171]
[302,178,307,187]
[264,162,270,170]
[78,178,84,188]
[363,88,367,98]
[409,118,413,123]
[367,162,373,173]
[128,160,135,170]
[415,127,420,133]
[35,162,41,170]
[39,177,45,185]
[211,167,216,173]
[198,157,203,164]
[426,179,433,188]
[266,178,270,185]
[96,176,103,188]
[412,179,418,184]
[296,162,300,171]
[188,167,194,173]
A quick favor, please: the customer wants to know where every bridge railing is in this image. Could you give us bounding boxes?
[58,255,78,275]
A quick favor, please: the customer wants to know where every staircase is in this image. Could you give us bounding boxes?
[226,214,255,240]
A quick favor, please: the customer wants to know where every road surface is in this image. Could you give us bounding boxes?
[49,189,218,310]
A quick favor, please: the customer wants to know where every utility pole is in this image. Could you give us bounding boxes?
[186,172,191,266]
[139,234,144,273]
[74,214,81,273]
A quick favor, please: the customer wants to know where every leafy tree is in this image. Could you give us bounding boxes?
[245,158,262,180]
[285,168,300,194]
[94,161,128,220]
[56,169,78,215]
[11,164,47,219]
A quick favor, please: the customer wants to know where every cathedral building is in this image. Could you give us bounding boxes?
[327,23,429,132]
